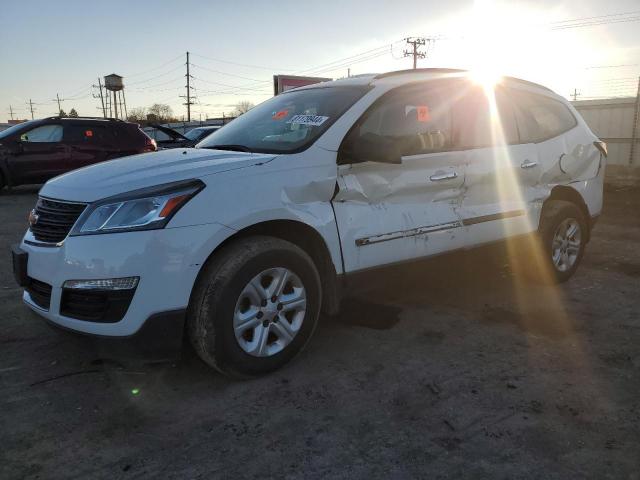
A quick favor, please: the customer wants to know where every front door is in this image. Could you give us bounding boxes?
[8,124,69,184]
[332,81,466,273]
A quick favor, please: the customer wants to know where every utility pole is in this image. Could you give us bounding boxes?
[629,76,640,167]
[55,93,62,114]
[571,88,580,101]
[180,51,194,122]
[27,99,35,120]
[8,105,14,121]
[404,37,426,69]
[93,77,106,118]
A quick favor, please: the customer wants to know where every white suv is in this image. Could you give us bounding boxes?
[13,69,605,377]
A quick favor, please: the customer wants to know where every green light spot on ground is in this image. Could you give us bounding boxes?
[131,388,140,395]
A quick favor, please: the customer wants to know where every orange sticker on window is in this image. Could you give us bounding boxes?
[272,109,289,120]
[417,106,430,122]
[85,130,93,137]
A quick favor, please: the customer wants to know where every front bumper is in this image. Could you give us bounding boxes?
[18,222,234,337]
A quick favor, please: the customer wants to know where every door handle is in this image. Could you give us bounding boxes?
[430,171,458,181]
[520,159,539,169]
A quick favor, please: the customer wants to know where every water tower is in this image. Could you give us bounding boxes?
[103,73,127,119]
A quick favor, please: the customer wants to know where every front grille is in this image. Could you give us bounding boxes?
[26,278,52,310]
[29,197,86,244]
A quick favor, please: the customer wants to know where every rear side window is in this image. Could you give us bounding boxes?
[509,89,577,142]
[443,84,518,150]
[64,124,117,144]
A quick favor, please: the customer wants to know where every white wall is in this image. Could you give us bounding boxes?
[572,97,639,174]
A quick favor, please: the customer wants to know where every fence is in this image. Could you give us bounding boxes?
[572,96,640,183]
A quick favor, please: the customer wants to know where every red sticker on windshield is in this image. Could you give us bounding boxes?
[417,106,430,122]
[272,109,289,120]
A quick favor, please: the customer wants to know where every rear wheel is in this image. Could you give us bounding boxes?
[187,236,321,378]
[531,200,588,283]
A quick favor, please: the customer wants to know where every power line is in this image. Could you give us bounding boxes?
[129,75,185,91]
[126,54,185,78]
[190,63,268,82]
[585,63,640,69]
[550,9,640,25]
[127,64,185,86]
[550,10,640,30]
[190,52,298,72]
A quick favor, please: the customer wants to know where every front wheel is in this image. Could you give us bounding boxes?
[187,236,321,378]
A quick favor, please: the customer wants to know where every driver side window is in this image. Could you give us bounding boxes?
[20,124,63,143]
[345,83,454,162]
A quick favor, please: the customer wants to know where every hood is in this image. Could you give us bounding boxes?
[41,148,276,202]
[149,123,190,142]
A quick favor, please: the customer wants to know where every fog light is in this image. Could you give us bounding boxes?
[63,277,139,290]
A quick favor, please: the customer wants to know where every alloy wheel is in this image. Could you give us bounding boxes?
[233,267,307,357]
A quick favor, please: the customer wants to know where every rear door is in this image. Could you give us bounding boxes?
[332,81,466,272]
[456,85,541,247]
[508,88,599,184]
[8,123,69,184]
[65,123,109,170]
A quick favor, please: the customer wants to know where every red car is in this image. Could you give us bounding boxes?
[0,116,156,190]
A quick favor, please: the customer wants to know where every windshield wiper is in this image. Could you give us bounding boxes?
[205,144,253,153]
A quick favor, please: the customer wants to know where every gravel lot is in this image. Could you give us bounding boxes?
[1,185,639,479]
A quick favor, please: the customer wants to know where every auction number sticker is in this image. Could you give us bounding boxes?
[287,115,329,126]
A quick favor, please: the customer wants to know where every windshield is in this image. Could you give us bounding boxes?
[197,86,369,153]
[184,127,217,141]
[0,120,39,140]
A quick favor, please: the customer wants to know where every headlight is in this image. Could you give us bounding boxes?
[71,179,204,235]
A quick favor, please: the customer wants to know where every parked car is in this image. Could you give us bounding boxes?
[0,117,156,190]
[149,124,220,149]
[13,69,605,377]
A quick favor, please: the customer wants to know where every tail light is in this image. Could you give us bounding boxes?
[142,137,157,152]
[593,140,607,157]
[138,128,157,152]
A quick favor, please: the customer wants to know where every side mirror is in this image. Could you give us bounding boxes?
[346,133,402,164]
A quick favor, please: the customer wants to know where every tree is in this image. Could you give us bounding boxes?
[58,109,67,118]
[234,101,254,116]
[68,108,78,118]
[147,103,174,122]
[127,107,147,122]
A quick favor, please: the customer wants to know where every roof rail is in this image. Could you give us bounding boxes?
[44,116,125,122]
[373,68,553,92]
[374,68,468,79]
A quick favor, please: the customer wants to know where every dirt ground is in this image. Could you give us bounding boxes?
[1,185,639,480]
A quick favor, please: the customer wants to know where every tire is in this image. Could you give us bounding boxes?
[528,200,588,284]
[187,235,322,378]
[0,172,5,192]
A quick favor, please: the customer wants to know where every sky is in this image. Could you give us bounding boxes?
[1,0,639,122]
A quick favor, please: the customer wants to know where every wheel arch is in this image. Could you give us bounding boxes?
[542,185,592,241]
[193,219,341,316]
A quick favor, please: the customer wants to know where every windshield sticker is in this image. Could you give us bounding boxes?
[286,114,329,126]
[417,106,431,122]
[272,109,289,120]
